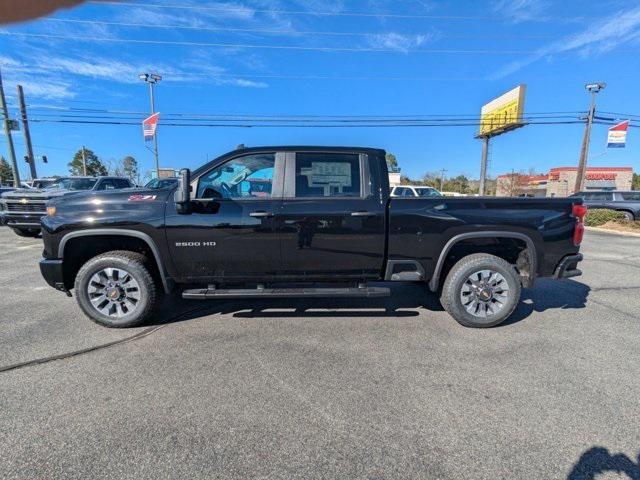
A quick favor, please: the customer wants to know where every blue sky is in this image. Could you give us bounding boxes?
[1,0,639,181]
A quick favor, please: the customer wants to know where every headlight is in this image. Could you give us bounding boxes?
[46,206,56,216]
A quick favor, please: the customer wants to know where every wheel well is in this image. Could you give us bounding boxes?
[616,209,635,218]
[61,235,163,290]
[436,237,532,291]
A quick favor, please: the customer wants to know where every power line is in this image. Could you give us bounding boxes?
[89,0,590,22]
[0,32,543,54]
[43,17,560,40]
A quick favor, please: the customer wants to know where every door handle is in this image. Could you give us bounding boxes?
[351,211,376,217]
[249,211,274,218]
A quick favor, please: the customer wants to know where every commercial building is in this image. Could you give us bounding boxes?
[496,166,634,197]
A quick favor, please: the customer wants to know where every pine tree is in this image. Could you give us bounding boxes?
[0,156,14,185]
[122,156,138,182]
[68,148,107,176]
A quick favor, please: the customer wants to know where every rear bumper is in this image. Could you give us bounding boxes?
[39,258,68,293]
[553,253,583,279]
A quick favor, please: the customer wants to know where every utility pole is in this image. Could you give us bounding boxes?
[81,145,87,175]
[17,85,37,180]
[479,136,489,196]
[139,73,162,177]
[575,82,606,193]
[439,168,447,191]
[0,68,20,187]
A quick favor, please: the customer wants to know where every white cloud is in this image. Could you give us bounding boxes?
[367,32,436,53]
[492,5,640,79]
[492,0,550,23]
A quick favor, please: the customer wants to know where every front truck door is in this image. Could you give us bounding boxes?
[165,151,284,282]
[276,151,386,280]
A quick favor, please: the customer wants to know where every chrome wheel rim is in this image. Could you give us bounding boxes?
[87,268,141,318]
[460,269,510,318]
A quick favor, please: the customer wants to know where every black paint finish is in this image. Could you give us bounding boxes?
[40,146,583,293]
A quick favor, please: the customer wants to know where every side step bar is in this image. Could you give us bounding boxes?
[182,286,390,300]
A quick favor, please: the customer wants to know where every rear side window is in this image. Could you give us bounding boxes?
[620,192,640,201]
[294,153,361,198]
[588,192,612,201]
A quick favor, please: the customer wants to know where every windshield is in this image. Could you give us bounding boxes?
[145,178,178,189]
[415,187,442,197]
[44,178,98,191]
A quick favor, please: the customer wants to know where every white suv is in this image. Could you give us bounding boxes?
[391,185,442,198]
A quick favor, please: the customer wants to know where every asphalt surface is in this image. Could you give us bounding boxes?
[1,226,639,479]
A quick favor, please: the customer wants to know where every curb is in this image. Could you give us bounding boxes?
[585,226,640,238]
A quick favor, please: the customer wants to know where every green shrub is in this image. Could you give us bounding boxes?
[584,209,626,227]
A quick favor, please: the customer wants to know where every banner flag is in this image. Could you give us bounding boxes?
[143,112,160,141]
[607,120,629,148]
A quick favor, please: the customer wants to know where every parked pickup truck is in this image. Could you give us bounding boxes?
[0,176,133,237]
[39,146,585,329]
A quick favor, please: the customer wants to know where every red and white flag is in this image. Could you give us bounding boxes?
[607,120,629,148]
[142,112,160,141]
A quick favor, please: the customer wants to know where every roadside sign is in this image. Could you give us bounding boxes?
[479,85,526,137]
[607,120,629,148]
[2,119,19,132]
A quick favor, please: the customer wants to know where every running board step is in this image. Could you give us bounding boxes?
[182,286,390,299]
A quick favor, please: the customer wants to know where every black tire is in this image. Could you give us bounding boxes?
[621,211,635,221]
[11,227,40,238]
[440,253,521,328]
[74,250,158,328]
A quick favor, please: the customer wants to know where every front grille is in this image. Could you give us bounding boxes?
[5,201,47,213]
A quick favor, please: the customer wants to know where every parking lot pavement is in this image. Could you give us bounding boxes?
[1,226,639,479]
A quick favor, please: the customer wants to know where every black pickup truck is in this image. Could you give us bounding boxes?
[1,176,134,237]
[39,146,585,329]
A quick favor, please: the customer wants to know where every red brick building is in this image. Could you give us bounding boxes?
[496,167,634,197]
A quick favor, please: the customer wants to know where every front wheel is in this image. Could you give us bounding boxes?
[74,250,158,328]
[440,253,521,328]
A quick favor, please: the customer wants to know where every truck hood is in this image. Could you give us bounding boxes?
[46,187,175,227]
[1,188,78,200]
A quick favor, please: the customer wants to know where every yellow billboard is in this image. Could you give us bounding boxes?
[479,85,526,137]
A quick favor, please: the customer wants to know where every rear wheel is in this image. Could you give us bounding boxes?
[621,211,635,221]
[74,251,158,328]
[11,227,40,237]
[440,253,521,328]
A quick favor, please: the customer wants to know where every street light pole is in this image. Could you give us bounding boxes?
[139,73,162,177]
[0,68,20,187]
[574,82,606,193]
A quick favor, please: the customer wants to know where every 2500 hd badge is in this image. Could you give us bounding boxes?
[175,241,217,247]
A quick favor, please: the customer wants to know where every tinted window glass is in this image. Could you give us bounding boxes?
[295,153,361,198]
[587,192,611,201]
[393,187,405,196]
[403,188,415,197]
[620,192,640,201]
[415,187,442,197]
[197,153,275,199]
[45,178,97,191]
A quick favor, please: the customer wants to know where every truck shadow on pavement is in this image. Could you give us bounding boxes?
[502,278,591,326]
[149,278,590,327]
[567,446,640,479]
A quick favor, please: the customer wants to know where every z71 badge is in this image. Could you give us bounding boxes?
[128,194,157,202]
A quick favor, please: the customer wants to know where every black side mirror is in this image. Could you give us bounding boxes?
[175,168,191,214]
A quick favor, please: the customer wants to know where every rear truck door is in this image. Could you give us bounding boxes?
[164,151,285,281]
[276,151,386,280]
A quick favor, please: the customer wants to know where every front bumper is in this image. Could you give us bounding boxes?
[553,253,583,279]
[0,212,44,229]
[39,258,69,294]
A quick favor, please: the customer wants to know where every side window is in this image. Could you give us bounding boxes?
[115,179,131,189]
[404,188,415,197]
[196,153,275,199]
[393,187,404,196]
[97,179,116,190]
[294,152,361,198]
[621,192,640,201]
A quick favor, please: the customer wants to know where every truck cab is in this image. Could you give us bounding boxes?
[39,146,585,329]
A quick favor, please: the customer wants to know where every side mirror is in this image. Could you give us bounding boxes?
[175,168,191,214]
